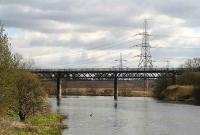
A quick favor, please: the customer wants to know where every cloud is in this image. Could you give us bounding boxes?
[1,0,200,68]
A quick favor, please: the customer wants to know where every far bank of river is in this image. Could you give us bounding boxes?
[51,96,200,135]
[48,88,153,97]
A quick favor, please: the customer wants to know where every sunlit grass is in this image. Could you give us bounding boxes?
[0,113,66,135]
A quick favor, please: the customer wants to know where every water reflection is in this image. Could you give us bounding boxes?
[140,98,150,135]
[114,101,118,109]
[57,98,61,106]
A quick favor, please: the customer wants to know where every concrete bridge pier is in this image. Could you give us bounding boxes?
[56,77,62,106]
[114,73,118,100]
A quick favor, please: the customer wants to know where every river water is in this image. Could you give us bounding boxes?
[51,96,200,135]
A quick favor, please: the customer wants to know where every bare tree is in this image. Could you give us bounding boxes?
[181,58,200,69]
[14,53,35,69]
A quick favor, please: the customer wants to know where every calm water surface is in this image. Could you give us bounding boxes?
[51,96,200,135]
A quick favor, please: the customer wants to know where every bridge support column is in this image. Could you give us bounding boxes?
[56,77,62,106]
[114,73,118,100]
[172,73,176,85]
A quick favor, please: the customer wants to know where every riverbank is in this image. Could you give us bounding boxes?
[48,88,153,97]
[155,85,196,104]
[0,113,67,135]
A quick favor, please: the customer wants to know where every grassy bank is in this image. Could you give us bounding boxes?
[158,85,194,104]
[0,113,67,135]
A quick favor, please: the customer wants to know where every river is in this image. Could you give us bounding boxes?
[51,96,200,135]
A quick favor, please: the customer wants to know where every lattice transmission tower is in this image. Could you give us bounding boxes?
[138,19,153,69]
[114,53,127,70]
[134,19,153,91]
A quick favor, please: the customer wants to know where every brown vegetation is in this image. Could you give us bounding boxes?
[43,80,155,97]
[160,85,194,103]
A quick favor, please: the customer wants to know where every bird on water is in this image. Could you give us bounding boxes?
[90,113,93,117]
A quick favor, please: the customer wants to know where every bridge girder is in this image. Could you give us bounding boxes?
[32,68,200,81]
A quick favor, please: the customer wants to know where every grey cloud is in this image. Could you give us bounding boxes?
[152,48,200,58]
[1,0,200,68]
[2,0,200,31]
[145,0,200,27]
[0,0,144,33]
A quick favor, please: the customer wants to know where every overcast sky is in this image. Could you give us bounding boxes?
[1,0,200,68]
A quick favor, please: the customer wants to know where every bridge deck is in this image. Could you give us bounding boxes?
[32,68,192,73]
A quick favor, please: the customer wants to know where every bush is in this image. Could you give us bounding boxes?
[177,72,200,85]
[193,86,200,105]
[153,74,172,99]
[177,72,200,104]
[15,71,49,121]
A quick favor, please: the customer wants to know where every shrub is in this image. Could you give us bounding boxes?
[193,85,200,105]
[15,71,49,121]
[177,72,200,85]
[153,74,172,99]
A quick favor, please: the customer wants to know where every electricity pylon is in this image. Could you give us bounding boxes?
[163,57,173,68]
[133,19,153,91]
[138,19,153,68]
[114,53,127,70]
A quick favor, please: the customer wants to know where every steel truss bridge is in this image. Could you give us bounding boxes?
[32,68,193,80]
[32,68,200,103]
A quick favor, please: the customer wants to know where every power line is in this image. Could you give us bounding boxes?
[64,36,141,58]
[61,38,141,67]
[151,46,200,49]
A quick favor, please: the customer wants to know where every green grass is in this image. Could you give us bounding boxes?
[0,113,65,135]
[28,113,62,126]
[24,113,63,135]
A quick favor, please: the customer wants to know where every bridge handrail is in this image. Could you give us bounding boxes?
[31,68,199,72]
